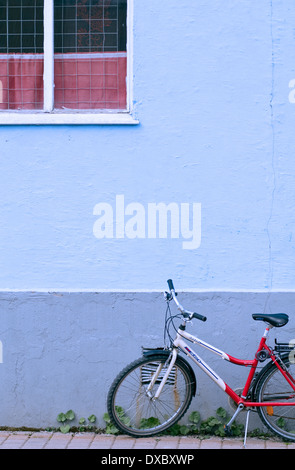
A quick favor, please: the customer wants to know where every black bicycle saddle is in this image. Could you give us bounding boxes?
[252,313,289,328]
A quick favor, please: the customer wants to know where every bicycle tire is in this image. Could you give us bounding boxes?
[255,354,295,441]
[107,354,195,437]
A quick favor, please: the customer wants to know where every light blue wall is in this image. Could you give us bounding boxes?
[0,0,295,291]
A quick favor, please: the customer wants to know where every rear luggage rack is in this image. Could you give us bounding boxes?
[274,338,295,353]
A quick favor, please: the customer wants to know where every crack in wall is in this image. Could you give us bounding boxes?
[265,0,276,311]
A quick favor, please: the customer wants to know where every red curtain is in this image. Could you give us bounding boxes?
[0,53,127,110]
[0,55,43,110]
[54,54,127,110]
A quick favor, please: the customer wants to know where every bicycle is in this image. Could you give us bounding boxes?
[107,279,295,445]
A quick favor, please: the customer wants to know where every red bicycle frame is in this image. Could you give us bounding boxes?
[174,325,295,408]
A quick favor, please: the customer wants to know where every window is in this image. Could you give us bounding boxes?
[0,0,137,124]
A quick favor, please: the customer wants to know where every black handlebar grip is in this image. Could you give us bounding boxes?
[193,312,207,322]
[167,279,175,291]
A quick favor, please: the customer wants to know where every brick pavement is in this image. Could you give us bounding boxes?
[0,431,294,449]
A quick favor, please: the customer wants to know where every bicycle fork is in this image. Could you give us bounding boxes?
[146,349,178,400]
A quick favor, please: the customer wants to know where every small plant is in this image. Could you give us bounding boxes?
[102,406,244,437]
[57,410,97,433]
[57,409,75,434]
[103,412,120,435]
[188,410,201,432]
[140,416,160,429]
[103,407,131,434]
[166,423,191,436]
[199,407,243,437]
[165,411,200,436]
[88,414,97,424]
[78,414,97,432]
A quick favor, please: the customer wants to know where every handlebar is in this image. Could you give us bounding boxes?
[167,279,207,322]
[167,279,175,291]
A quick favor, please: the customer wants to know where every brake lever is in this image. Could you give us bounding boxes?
[164,291,172,301]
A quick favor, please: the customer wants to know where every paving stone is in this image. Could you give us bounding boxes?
[154,436,180,449]
[133,437,158,449]
[43,432,73,449]
[0,432,10,445]
[265,439,288,449]
[285,442,295,449]
[89,435,116,449]
[178,436,201,449]
[244,438,267,449]
[199,437,222,449]
[111,435,136,449]
[222,438,244,449]
[67,433,95,449]
[22,433,52,449]
[0,433,30,449]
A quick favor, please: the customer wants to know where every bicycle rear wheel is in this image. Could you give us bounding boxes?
[256,354,295,441]
[107,354,195,437]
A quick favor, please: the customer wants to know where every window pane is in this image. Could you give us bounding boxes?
[0,0,128,113]
[54,0,127,110]
[0,0,44,110]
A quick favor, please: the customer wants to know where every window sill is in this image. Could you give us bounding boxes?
[0,112,139,126]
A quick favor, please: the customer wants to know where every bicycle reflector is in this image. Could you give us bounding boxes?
[267,406,274,416]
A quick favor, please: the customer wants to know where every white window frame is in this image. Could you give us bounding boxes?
[0,0,138,125]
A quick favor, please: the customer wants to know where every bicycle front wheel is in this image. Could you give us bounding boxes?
[107,354,194,437]
[256,355,295,441]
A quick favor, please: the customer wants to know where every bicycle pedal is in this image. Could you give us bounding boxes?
[224,425,232,437]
